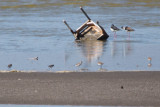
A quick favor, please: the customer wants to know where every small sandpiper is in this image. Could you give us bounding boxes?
[148,57,152,67]
[148,57,152,62]
[97,61,104,69]
[29,57,38,60]
[121,26,134,37]
[8,64,12,69]
[75,61,82,67]
[110,24,120,38]
[48,64,54,69]
[75,61,83,71]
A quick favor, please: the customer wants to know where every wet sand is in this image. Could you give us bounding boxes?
[0,71,160,106]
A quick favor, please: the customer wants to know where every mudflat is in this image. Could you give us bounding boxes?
[0,71,160,106]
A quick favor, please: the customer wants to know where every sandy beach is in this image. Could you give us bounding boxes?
[0,71,160,106]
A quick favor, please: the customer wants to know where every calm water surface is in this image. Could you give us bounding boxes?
[0,0,160,71]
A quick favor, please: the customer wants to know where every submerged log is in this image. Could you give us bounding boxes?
[63,7,109,41]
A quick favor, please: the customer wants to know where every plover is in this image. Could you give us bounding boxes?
[97,61,104,69]
[121,26,134,37]
[110,24,120,38]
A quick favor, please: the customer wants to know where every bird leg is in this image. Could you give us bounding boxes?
[128,32,130,38]
[114,32,116,39]
[127,32,130,40]
[115,32,117,38]
[100,65,102,69]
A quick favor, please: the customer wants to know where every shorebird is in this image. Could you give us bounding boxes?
[75,61,82,67]
[110,24,120,38]
[148,57,152,62]
[97,61,104,69]
[148,57,152,67]
[29,57,38,60]
[48,64,54,69]
[121,26,134,37]
[8,64,12,69]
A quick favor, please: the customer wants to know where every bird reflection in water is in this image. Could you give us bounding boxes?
[111,40,132,57]
[75,40,107,71]
[75,40,106,63]
[123,40,132,56]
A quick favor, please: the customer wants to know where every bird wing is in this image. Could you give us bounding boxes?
[112,25,120,30]
[126,27,134,31]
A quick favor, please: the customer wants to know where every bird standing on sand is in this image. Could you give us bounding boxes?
[8,64,12,69]
[110,24,120,38]
[97,61,104,69]
[121,26,134,37]
[48,64,54,69]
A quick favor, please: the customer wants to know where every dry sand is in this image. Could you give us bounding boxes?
[0,71,160,106]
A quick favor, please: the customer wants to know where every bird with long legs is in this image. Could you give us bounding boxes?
[110,24,120,38]
[121,26,134,38]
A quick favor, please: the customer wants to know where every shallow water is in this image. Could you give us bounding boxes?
[0,0,160,72]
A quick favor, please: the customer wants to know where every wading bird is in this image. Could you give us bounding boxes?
[110,24,120,38]
[8,64,12,70]
[121,26,134,38]
[97,61,104,69]
[29,57,38,60]
[148,57,152,67]
[48,64,54,70]
[75,61,82,69]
